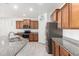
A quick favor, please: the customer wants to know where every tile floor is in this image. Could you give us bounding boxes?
[16,42,52,56]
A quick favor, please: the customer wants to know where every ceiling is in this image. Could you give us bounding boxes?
[0,3,63,18]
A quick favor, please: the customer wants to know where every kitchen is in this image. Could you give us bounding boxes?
[0,3,79,56]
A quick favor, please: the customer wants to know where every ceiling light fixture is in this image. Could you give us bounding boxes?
[13,5,18,10]
[29,8,33,12]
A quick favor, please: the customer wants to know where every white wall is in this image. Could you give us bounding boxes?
[63,29,79,41]
[38,13,48,44]
[0,17,38,36]
[0,18,23,36]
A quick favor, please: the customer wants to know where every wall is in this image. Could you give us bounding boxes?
[38,13,48,44]
[0,18,23,36]
[0,17,38,36]
[63,29,79,41]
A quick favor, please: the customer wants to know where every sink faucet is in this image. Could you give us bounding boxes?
[8,32,15,41]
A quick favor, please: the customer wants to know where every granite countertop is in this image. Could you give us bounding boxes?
[0,36,28,56]
[52,37,79,56]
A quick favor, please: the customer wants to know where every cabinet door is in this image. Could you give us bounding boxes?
[33,33,38,42]
[60,46,63,56]
[23,19,30,26]
[63,49,70,56]
[30,21,38,29]
[20,21,23,29]
[52,41,55,55]
[33,21,38,29]
[30,21,34,29]
[16,21,20,29]
[60,46,70,56]
[51,9,59,22]
[70,3,79,28]
[58,9,62,28]
[52,11,57,21]
[29,33,34,42]
[61,3,69,28]
[54,41,60,56]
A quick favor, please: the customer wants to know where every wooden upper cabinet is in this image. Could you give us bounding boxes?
[30,21,38,29]
[16,19,38,29]
[61,3,69,28]
[16,21,20,29]
[30,20,34,29]
[16,21,23,29]
[33,21,38,29]
[23,19,30,26]
[19,21,23,29]
[58,9,62,28]
[61,3,79,29]
[70,3,79,28]
[51,9,59,22]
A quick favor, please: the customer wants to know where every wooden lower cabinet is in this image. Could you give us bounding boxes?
[55,42,60,56]
[29,32,38,42]
[33,33,38,42]
[59,46,64,56]
[52,41,60,56]
[52,40,72,56]
[60,46,70,56]
[29,33,34,42]
[52,41,55,55]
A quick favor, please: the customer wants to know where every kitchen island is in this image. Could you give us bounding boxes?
[0,36,28,56]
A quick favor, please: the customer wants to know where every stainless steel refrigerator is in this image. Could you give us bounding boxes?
[46,22,62,54]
